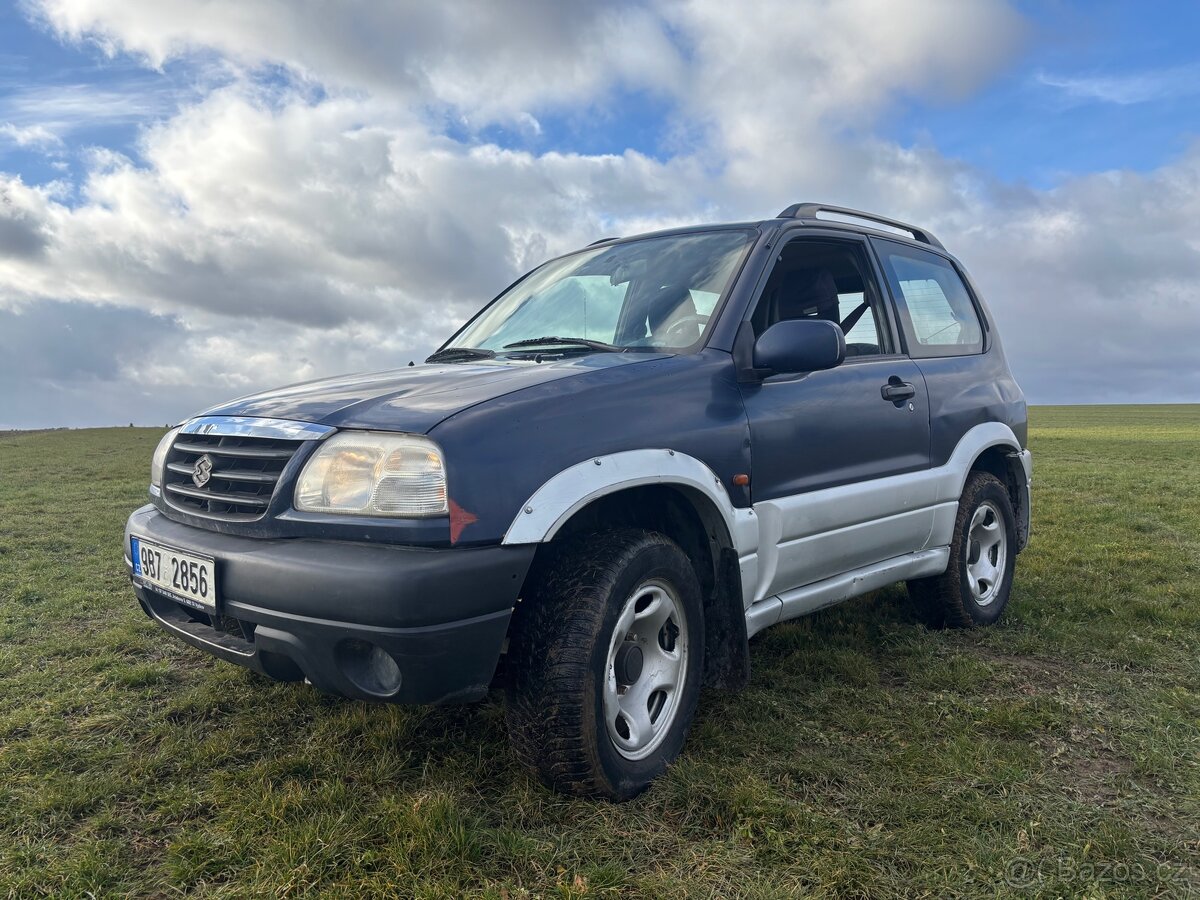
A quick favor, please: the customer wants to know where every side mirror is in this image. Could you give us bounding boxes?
[753,319,845,375]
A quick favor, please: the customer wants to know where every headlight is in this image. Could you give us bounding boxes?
[294,432,448,517]
[150,426,181,488]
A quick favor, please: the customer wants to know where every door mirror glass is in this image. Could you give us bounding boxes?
[753,319,845,375]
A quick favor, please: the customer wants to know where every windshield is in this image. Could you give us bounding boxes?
[446,229,755,354]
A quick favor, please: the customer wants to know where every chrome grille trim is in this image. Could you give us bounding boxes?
[163,482,271,507]
[162,416,331,522]
[165,461,277,483]
[172,440,295,459]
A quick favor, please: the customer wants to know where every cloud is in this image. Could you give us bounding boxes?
[0,177,50,258]
[28,0,687,126]
[1035,64,1200,106]
[0,84,708,326]
[0,298,432,429]
[0,122,64,148]
[7,0,1028,321]
[0,0,1196,428]
[948,146,1200,403]
[0,300,177,428]
[0,79,181,136]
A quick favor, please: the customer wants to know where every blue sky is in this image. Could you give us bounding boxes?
[1,3,150,188]
[890,0,1200,185]
[1,0,1199,427]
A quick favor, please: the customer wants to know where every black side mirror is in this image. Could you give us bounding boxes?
[753,319,845,375]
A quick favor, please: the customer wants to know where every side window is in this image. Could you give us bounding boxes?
[750,238,892,357]
[875,240,984,357]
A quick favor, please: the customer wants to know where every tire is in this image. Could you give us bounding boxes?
[504,529,705,801]
[907,471,1017,629]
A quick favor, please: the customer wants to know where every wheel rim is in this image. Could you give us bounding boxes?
[966,500,1007,606]
[603,579,689,761]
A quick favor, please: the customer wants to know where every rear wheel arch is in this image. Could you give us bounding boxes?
[966,443,1030,551]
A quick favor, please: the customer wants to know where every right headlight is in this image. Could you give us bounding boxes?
[150,426,181,489]
[294,431,448,517]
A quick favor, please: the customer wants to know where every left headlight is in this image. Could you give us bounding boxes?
[294,431,448,517]
[150,426,181,488]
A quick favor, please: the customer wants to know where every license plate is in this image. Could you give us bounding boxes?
[130,536,217,613]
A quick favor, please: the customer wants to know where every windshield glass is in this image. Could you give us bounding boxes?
[447,229,755,353]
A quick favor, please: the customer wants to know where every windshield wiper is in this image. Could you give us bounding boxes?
[425,346,496,363]
[502,336,620,353]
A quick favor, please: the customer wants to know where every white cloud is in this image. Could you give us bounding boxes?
[0,84,707,323]
[948,150,1200,402]
[1036,64,1200,106]
[0,122,64,148]
[0,79,182,137]
[28,0,686,126]
[0,0,1197,427]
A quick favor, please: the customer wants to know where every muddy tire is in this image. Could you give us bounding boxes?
[907,471,1016,629]
[504,529,704,800]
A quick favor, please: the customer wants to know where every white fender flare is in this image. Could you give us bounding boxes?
[936,421,1025,502]
[927,421,1030,550]
[501,449,757,552]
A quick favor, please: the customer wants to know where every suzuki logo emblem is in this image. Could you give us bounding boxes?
[192,454,214,488]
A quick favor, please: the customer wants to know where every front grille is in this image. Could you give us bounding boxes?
[162,432,303,521]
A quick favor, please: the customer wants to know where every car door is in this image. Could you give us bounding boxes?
[738,232,934,602]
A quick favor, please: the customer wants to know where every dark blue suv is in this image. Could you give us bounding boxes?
[125,203,1031,800]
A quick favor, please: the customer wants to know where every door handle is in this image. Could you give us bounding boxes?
[881,379,916,402]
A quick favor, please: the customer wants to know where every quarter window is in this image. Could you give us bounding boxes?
[875,240,984,357]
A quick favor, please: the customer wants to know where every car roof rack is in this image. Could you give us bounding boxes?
[777,202,944,250]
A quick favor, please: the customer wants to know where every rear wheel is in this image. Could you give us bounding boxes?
[908,471,1016,628]
[504,529,704,800]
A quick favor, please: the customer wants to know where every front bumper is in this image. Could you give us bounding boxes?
[124,505,536,704]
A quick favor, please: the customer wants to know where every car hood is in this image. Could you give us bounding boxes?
[196,353,667,433]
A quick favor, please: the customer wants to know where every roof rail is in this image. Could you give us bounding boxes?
[777,202,944,250]
[589,236,619,246]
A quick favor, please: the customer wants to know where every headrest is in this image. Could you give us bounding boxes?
[777,267,838,321]
[647,284,697,332]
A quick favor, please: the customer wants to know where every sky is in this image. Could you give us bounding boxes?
[1,0,1199,429]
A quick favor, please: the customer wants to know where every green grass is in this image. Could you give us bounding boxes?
[1,407,1198,898]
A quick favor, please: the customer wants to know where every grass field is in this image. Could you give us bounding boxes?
[1,406,1198,898]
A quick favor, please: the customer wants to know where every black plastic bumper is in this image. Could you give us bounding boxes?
[124,505,536,705]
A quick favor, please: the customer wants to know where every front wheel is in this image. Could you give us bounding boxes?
[907,471,1017,628]
[504,529,704,800]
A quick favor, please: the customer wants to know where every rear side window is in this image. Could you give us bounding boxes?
[875,240,983,357]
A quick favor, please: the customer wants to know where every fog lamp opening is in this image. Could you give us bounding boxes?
[335,638,403,697]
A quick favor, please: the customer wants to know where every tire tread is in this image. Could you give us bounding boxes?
[505,528,695,799]
[907,471,1015,629]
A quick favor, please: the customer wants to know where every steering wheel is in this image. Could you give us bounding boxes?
[660,313,710,345]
